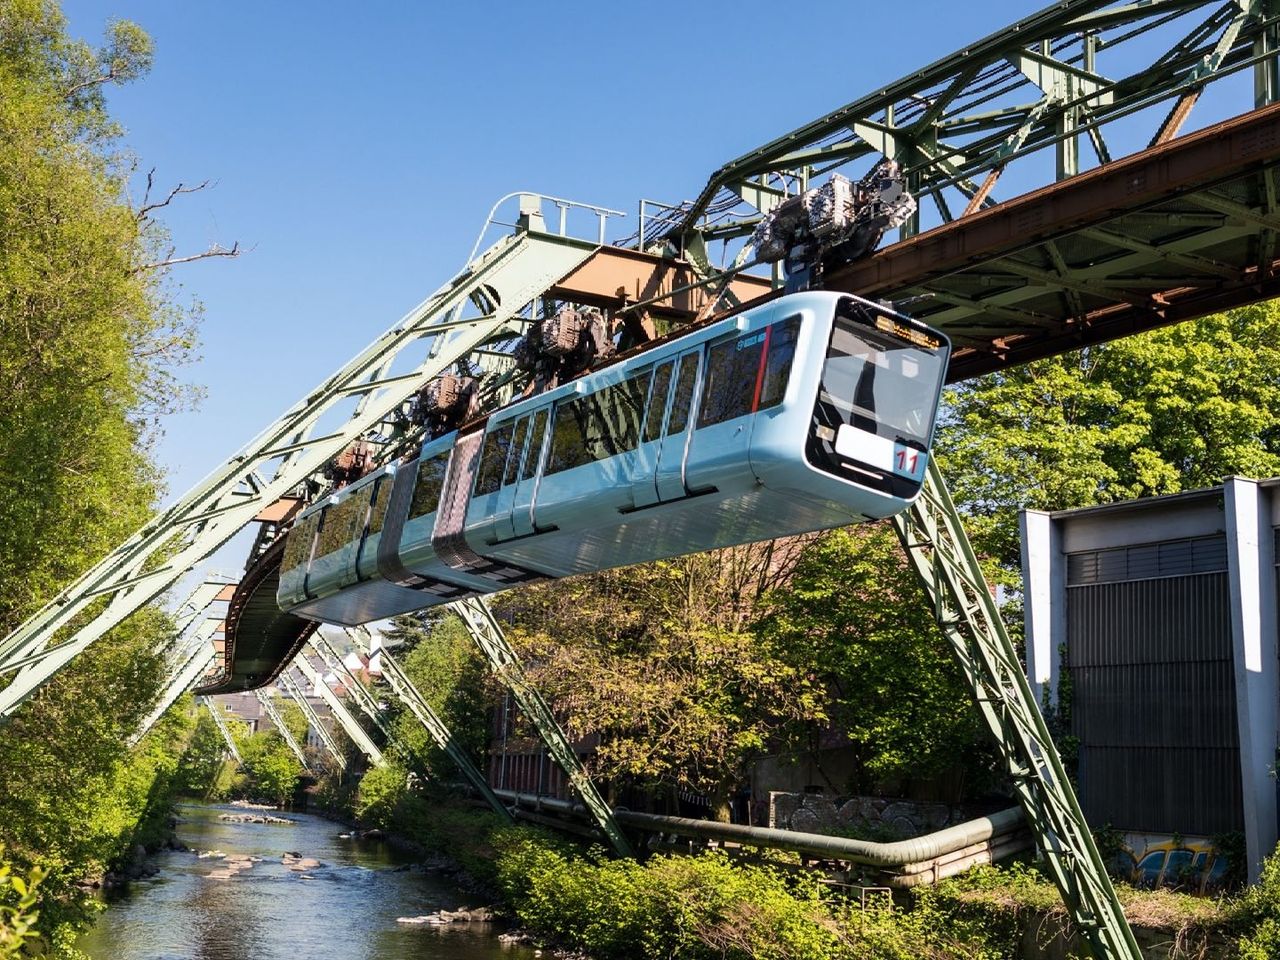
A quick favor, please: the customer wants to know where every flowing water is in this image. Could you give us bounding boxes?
[78,803,537,960]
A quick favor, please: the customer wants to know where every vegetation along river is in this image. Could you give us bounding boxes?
[77,803,536,960]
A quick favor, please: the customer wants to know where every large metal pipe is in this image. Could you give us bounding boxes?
[492,788,1025,870]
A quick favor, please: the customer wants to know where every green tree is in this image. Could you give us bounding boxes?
[0,4,225,945]
[761,525,992,794]
[499,541,824,820]
[238,729,302,807]
[938,302,1280,572]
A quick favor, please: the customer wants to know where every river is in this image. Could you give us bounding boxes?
[77,803,538,960]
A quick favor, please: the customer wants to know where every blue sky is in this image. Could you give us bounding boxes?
[55,1,1258,578]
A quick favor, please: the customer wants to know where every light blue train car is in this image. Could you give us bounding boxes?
[278,291,950,626]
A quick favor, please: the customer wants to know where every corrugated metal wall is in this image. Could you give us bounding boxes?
[1066,536,1243,836]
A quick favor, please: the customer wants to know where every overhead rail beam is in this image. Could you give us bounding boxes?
[673,0,1280,247]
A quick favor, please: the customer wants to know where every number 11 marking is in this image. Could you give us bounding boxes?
[895,449,919,474]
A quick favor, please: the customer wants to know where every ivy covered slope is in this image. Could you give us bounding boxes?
[0,1,207,952]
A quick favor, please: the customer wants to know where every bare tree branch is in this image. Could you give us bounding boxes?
[132,242,240,274]
[135,171,215,222]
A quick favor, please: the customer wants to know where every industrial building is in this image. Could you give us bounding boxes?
[1021,478,1279,882]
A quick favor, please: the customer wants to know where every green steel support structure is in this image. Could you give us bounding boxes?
[0,209,602,716]
[304,636,402,753]
[451,597,632,857]
[254,689,311,772]
[894,461,1141,960]
[201,697,244,766]
[667,0,1280,253]
[293,656,385,767]
[344,625,513,823]
[278,672,346,770]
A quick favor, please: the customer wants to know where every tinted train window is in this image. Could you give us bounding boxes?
[593,374,646,455]
[698,331,765,428]
[522,408,549,481]
[667,353,699,434]
[643,364,671,442]
[474,422,516,497]
[758,316,801,410]
[367,477,391,535]
[316,496,361,556]
[503,417,529,487]
[281,513,319,578]
[547,398,592,474]
[409,452,450,518]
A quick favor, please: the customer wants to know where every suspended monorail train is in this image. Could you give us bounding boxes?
[277,290,950,626]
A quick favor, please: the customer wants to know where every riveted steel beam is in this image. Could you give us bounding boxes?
[344,625,513,822]
[451,597,632,857]
[895,462,1142,960]
[293,656,384,766]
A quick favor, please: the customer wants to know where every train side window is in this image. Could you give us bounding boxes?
[547,398,593,474]
[643,363,672,442]
[666,353,699,434]
[698,331,763,428]
[521,408,549,481]
[474,422,516,497]
[590,374,647,457]
[316,496,360,556]
[281,513,319,578]
[409,452,450,518]
[758,316,801,410]
[367,477,391,535]
[503,416,530,488]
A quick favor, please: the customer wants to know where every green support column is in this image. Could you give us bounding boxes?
[344,626,513,823]
[278,673,346,769]
[451,597,633,857]
[893,461,1140,960]
[201,697,244,766]
[255,689,310,771]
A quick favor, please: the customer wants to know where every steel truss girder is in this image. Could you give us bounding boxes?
[673,0,1276,245]
[132,640,216,746]
[306,634,402,753]
[293,656,384,766]
[201,696,244,765]
[278,672,345,769]
[344,626,513,822]
[450,597,633,857]
[0,228,597,717]
[893,461,1141,960]
[254,689,310,771]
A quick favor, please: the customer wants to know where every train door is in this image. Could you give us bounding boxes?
[485,415,529,544]
[629,362,670,509]
[510,407,549,537]
[654,348,703,501]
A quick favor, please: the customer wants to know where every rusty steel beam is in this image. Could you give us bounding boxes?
[546,246,772,317]
[823,102,1280,380]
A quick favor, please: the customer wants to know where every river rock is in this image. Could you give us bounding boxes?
[219,813,295,825]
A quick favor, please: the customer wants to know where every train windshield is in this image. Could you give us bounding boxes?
[815,301,947,451]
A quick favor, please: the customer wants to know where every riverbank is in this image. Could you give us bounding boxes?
[345,780,1280,960]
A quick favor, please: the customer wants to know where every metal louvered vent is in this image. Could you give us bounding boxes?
[1066,535,1227,586]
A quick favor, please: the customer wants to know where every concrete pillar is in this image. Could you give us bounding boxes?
[1021,509,1065,709]
[1224,477,1279,884]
